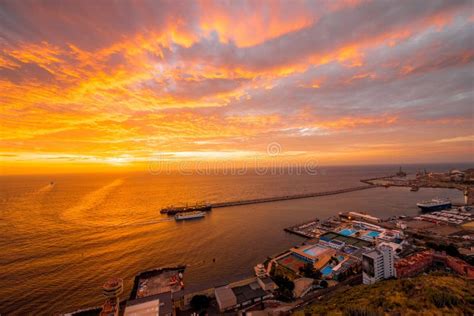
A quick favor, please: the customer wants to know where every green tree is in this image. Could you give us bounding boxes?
[273,275,295,291]
[273,275,295,301]
[299,263,322,279]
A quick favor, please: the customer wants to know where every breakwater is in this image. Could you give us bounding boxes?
[211,185,376,208]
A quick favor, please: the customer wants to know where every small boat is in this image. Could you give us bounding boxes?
[175,211,206,221]
[410,186,419,192]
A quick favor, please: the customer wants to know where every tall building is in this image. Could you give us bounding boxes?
[362,244,395,284]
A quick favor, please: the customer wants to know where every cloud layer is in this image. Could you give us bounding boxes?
[0,0,473,172]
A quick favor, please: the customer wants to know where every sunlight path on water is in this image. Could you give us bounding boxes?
[60,179,124,226]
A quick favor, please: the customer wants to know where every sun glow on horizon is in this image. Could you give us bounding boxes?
[1,0,473,175]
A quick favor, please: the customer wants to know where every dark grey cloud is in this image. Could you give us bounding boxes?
[176,0,471,71]
[0,0,200,50]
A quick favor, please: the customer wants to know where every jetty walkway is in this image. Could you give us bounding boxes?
[211,184,376,209]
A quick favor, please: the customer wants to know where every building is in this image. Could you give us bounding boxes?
[446,256,474,279]
[257,277,278,292]
[395,250,474,280]
[375,241,402,256]
[125,292,172,316]
[290,244,336,268]
[232,282,271,309]
[124,298,160,316]
[339,212,381,224]
[215,286,237,312]
[333,258,361,281]
[214,280,273,312]
[362,244,395,284]
[395,250,433,278]
[318,238,345,250]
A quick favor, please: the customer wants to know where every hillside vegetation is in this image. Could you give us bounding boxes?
[294,273,473,316]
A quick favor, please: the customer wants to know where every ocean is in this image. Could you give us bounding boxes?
[0,163,469,314]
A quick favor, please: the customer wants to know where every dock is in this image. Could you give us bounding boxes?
[211,185,376,209]
[284,218,325,238]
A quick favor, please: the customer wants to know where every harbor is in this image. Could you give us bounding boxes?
[67,200,473,315]
[363,168,474,204]
[163,168,474,215]
[2,165,471,314]
[162,185,378,215]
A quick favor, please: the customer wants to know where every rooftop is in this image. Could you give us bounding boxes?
[395,251,433,268]
[319,232,372,248]
[124,298,159,316]
[215,286,237,310]
[126,292,172,316]
[232,282,267,304]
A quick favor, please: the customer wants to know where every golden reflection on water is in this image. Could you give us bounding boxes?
[0,167,466,314]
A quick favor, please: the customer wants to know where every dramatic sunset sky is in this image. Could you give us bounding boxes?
[1,0,473,174]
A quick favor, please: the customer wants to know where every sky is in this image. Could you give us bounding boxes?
[0,0,473,174]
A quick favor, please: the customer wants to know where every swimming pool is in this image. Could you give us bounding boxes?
[303,245,327,257]
[365,231,381,238]
[339,228,356,236]
[321,266,333,276]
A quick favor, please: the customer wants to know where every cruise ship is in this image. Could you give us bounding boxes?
[175,211,206,221]
[160,203,212,215]
[416,198,452,212]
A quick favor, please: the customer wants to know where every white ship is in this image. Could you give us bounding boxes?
[416,198,451,212]
[174,211,206,221]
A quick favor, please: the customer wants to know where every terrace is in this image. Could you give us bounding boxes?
[291,244,336,267]
[341,222,385,239]
[134,269,184,299]
[319,232,372,249]
[276,253,307,275]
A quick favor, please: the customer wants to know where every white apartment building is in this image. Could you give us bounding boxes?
[362,244,395,284]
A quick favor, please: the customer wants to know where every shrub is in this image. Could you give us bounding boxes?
[401,279,415,295]
[428,289,461,308]
[343,306,382,316]
[273,275,295,292]
[299,262,322,279]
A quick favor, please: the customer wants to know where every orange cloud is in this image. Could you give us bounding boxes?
[1,1,472,174]
[198,0,315,47]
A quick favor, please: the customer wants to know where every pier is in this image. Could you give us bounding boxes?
[360,174,396,185]
[211,185,376,209]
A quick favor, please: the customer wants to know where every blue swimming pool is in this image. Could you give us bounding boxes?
[302,245,327,257]
[339,228,356,236]
[366,231,380,238]
[321,266,333,276]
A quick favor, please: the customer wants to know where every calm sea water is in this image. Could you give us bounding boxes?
[0,164,470,314]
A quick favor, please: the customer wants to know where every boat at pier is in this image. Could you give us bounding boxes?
[160,203,212,215]
[416,198,451,212]
[175,211,206,221]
